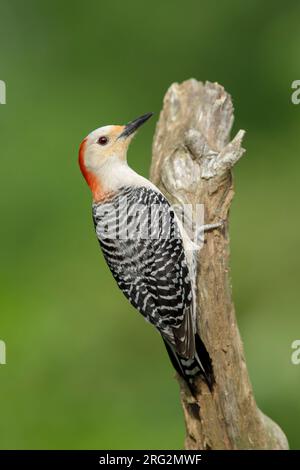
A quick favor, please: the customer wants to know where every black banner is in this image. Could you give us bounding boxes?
[0,450,295,467]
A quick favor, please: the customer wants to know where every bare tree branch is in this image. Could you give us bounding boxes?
[150,79,288,450]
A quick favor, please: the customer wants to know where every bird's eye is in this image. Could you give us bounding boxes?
[98,136,108,145]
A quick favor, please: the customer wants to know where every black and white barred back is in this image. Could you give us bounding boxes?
[92,186,213,387]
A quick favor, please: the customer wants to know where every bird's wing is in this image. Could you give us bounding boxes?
[93,186,195,359]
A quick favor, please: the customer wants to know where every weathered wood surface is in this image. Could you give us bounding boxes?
[150,79,288,450]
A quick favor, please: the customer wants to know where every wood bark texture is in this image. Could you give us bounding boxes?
[150,79,288,450]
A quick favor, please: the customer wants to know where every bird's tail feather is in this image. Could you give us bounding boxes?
[163,334,214,391]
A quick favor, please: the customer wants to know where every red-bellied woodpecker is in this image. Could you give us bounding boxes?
[78,113,215,389]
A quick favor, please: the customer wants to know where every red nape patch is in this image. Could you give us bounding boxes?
[78,138,88,177]
[78,138,103,201]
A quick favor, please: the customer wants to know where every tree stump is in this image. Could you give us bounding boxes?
[150,79,288,450]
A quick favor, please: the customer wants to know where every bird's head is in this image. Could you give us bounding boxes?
[79,113,153,201]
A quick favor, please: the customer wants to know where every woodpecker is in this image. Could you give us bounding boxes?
[78,113,213,388]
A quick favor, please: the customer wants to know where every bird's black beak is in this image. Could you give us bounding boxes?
[118,112,153,139]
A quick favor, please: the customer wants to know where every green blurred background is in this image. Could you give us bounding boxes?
[1,0,300,450]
